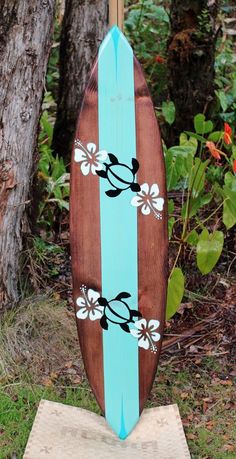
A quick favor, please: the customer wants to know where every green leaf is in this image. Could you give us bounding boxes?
[223,186,236,229]
[216,90,228,112]
[166,268,185,320]
[152,6,169,22]
[194,114,213,135]
[196,229,224,275]
[185,131,207,143]
[179,133,198,155]
[182,192,212,219]
[162,101,175,125]
[189,158,209,198]
[186,229,199,246]
[165,150,184,191]
[232,145,236,159]
[168,198,174,214]
[51,156,66,181]
[208,131,223,143]
[40,111,53,146]
[168,217,175,239]
[168,145,196,157]
[224,172,236,192]
[168,145,195,178]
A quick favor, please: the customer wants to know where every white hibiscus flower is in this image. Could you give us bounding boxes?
[76,285,104,321]
[130,318,161,353]
[131,183,164,219]
[74,140,107,176]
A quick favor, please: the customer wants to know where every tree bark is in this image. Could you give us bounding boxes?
[0,0,55,311]
[52,0,108,161]
[167,0,219,142]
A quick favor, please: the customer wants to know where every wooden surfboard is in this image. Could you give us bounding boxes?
[70,26,168,439]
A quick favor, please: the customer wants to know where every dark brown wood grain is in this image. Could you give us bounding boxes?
[70,55,168,416]
[134,57,168,412]
[70,62,104,411]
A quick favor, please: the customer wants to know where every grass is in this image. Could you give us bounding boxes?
[0,297,235,458]
[0,382,100,459]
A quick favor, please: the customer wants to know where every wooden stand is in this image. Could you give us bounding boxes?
[23,400,191,459]
[109,0,124,29]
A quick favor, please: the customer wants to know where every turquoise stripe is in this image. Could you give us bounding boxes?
[98,26,139,439]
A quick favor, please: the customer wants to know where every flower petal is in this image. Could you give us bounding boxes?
[151,332,161,342]
[140,183,149,195]
[76,297,86,307]
[87,142,96,154]
[74,148,87,163]
[150,183,159,197]
[81,161,90,176]
[131,195,144,207]
[95,162,103,171]
[91,164,99,175]
[148,319,160,331]
[141,203,151,215]
[130,329,141,338]
[134,318,147,330]
[96,150,108,161]
[76,308,88,320]
[88,289,100,303]
[152,197,164,211]
[138,335,150,350]
[89,308,103,321]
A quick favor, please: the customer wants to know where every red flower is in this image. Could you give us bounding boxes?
[233,160,236,174]
[206,141,223,160]
[224,123,232,145]
[155,55,165,64]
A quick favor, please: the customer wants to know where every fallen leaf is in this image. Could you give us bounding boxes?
[205,420,215,430]
[42,377,53,387]
[222,444,235,452]
[178,302,193,315]
[186,433,197,440]
[219,379,233,386]
[64,360,73,369]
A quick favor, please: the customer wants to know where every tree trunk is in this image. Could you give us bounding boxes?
[0,0,55,311]
[167,0,219,142]
[52,0,108,161]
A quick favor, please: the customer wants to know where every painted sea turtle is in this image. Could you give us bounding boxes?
[96,153,141,197]
[98,291,142,333]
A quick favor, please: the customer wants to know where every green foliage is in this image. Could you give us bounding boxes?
[215,33,236,124]
[194,114,213,135]
[166,113,236,318]
[38,110,69,229]
[0,383,100,458]
[196,229,224,275]
[124,0,170,99]
[166,268,184,320]
[161,100,175,125]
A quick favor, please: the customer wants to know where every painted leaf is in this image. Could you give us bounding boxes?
[166,268,185,320]
[197,229,224,275]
